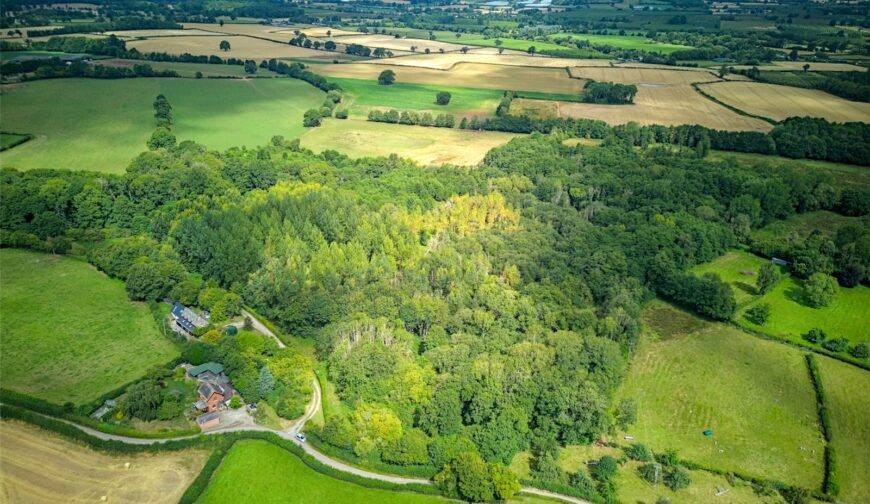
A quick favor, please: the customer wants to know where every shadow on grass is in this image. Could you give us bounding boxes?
[734,281,759,297]
[784,282,813,307]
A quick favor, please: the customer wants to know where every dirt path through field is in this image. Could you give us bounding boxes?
[0,421,208,503]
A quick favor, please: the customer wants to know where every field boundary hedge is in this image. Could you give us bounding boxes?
[0,404,441,497]
[520,478,605,504]
[805,354,839,497]
[0,131,33,151]
[178,447,227,504]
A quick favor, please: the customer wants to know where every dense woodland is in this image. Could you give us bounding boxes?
[2,127,867,500]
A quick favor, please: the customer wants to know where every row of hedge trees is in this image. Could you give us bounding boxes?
[367,109,456,128]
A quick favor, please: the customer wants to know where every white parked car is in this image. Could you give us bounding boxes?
[295,432,306,443]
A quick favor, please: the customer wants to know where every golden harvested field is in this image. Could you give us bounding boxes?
[296,26,362,37]
[568,66,718,85]
[126,35,343,60]
[299,118,519,165]
[0,421,208,504]
[317,62,585,94]
[105,29,219,37]
[699,81,870,122]
[732,61,867,72]
[363,52,611,70]
[182,23,312,43]
[325,34,466,53]
[523,84,773,131]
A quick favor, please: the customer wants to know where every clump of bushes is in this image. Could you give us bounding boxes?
[368,109,455,128]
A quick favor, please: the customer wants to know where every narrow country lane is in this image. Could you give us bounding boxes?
[7,379,591,503]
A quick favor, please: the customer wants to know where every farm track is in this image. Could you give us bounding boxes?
[8,379,592,503]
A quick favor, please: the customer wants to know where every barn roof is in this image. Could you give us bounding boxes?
[188,362,224,377]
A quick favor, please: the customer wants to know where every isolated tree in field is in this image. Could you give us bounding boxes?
[498,47,504,54]
[757,262,778,294]
[425,47,431,54]
[495,39,503,47]
[436,91,451,105]
[303,109,321,127]
[378,69,396,85]
[805,272,838,307]
[195,71,203,79]
[460,46,469,54]
[219,40,231,51]
[326,30,332,37]
[219,19,224,27]
[527,45,536,54]
[802,328,826,344]
[803,63,810,72]
[324,40,336,51]
[455,32,461,39]
[718,64,728,78]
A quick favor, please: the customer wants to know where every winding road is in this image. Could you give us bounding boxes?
[21,378,591,504]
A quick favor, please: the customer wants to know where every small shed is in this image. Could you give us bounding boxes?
[196,412,221,430]
[187,362,225,380]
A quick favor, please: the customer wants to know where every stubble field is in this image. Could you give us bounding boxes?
[698,81,870,123]
[0,421,207,503]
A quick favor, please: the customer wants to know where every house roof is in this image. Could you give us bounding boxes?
[188,362,224,377]
[197,412,221,424]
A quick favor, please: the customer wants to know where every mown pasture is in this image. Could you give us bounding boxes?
[0,77,323,172]
[738,276,870,347]
[197,440,447,504]
[0,249,180,405]
[328,76,505,116]
[299,118,519,166]
[816,357,870,503]
[690,250,773,307]
[316,62,585,95]
[617,301,825,487]
[0,421,208,503]
[698,81,870,123]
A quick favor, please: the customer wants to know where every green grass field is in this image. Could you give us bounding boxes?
[738,276,870,347]
[331,77,504,117]
[816,357,870,503]
[0,249,179,404]
[198,440,447,504]
[707,151,870,189]
[618,301,825,487]
[690,250,775,307]
[550,33,690,54]
[0,77,323,173]
[750,211,870,243]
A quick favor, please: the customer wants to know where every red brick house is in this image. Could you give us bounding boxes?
[195,381,236,413]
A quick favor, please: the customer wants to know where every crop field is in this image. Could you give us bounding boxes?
[551,32,691,54]
[317,62,585,94]
[698,82,870,123]
[0,77,323,172]
[125,34,347,61]
[0,421,207,503]
[707,151,870,189]
[738,276,870,346]
[436,34,568,53]
[329,77,503,116]
[750,211,870,243]
[105,28,219,37]
[299,118,519,165]
[363,52,611,70]
[198,440,447,504]
[568,66,718,85]
[816,357,870,503]
[617,301,825,487]
[690,250,774,306]
[0,249,180,404]
[731,61,868,72]
[522,84,773,131]
[325,34,466,53]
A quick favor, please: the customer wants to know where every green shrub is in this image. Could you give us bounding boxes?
[625,443,653,462]
[822,338,849,353]
[848,342,869,359]
[744,303,770,325]
[664,466,691,491]
[802,328,827,344]
[335,109,348,119]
